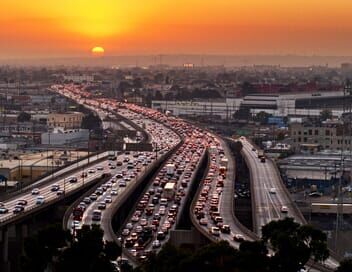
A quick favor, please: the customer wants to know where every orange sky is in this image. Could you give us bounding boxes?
[1,0,352,58]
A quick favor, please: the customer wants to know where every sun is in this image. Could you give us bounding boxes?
[91,46,105,56]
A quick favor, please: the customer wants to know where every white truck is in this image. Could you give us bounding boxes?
[164,182,176,199]
[220,158,228,168]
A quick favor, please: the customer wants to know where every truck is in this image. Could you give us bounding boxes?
[257,150,265,158]
[163,182,176,199]
[209,145,217,153]
[220,158,228,168]
[166,164,175,176]
[108,151,117,160]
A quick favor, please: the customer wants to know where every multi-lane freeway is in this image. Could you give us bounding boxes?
[0,155,111,225]
[51,84,339,270]
[240,137,305,234]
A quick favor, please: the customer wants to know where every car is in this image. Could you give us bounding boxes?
[13,205,25,214]
[92,210,102,221]
[157,231,165,240]
[88,169,96,174]
[31,188,40,195]
[118,181,127,187]
[89,194,98,201]
[81,172,88,178]
[269,188,276,194]
[122,229,130,236]
[96,166,104,171]
[126,223,133,230]
[111,189,118,196]
[36,196,45,205]
[199,218,208,226]
[152,240,161,248]
[0,207,9,214]
[135,226,143,233]
[309,192,323,197]
[281,206,289,213]
[105,196,112,203]
[116,161,123,166]
[109,165,116,169]
[83,197,92,204]
[252,148,256,152]
[71,220,81,229]
[98,202,106,210]
[56,190,64,196]
[233,234,245,242]
[140,218,148,226]
[17,200,28,206]
[51,184,60,192]
[68,176,78,183]
[210,227,220,236]
[221,225,231,234]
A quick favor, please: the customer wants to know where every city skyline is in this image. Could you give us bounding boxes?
[2,1,352,59]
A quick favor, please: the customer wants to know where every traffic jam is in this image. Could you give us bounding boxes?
[0,158,111,223]
[52,84,243,262]
[192,136,245,245]
[67,151,154,234]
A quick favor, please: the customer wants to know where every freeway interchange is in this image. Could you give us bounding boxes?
[0,83,339,271]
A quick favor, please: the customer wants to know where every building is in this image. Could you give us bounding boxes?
[63,75,94,83]
[47,112,84,129]
[41,128,89,146]
[289,119,352,152]
[152,98,242,120]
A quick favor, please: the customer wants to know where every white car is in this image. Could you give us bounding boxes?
[269,188,276,194]
[281,206,289,213]
[88,169,96,174]
[31,188,40,195]
[111,189,118,196]
[152,240,161,248]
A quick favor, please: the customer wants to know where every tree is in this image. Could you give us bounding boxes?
[233,108,251,120]
[320,109,333,121]
[154,90,163,100]
[20,224,72,272]
[81,113,102,130]
[241,81,256,95]
[17,111,31,122]
[22,224,117,272]
[336,258,352,272]
[254,111,272,125]
[262,218,329,272]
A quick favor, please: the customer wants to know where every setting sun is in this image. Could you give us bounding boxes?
[91,46,105,56]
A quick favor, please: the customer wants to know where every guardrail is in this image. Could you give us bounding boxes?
[106,137,184,265]
[62,174,111,230]
[0,172,110,227]
[0,152,109,202]
[242,139,336,271]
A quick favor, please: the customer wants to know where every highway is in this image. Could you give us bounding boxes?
[0,156,112,225]
[240,137,339,271]
[53,84,339,270]
[190,134,256,250]
[240,137,305,234]
[66,152,154,238]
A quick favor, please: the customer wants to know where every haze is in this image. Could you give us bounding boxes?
[2,0,352,59]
